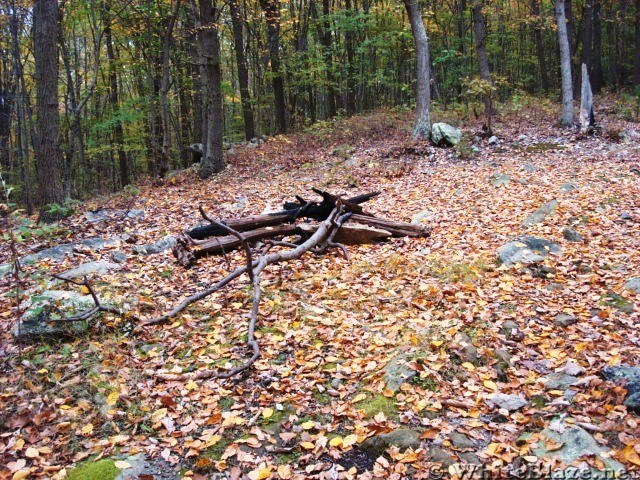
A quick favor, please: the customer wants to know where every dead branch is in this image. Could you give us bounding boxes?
[145,207,350,381]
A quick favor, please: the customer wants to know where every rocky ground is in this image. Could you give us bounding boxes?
[1,101,639,479]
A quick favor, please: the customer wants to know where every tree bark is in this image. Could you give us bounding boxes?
[555,0,574,126]
[260,0,287,133]
[197,0,225,178]
[591,0,602,91]
[33,0,64,205]
[472,0,493,121]
[636,0,640,86]
[531,0,550,92]
[402,0,431,140]
[229,0,256,140]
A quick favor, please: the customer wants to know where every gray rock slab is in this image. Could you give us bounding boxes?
[485,393,527,411]
[624,278,640,293]
[554,313,578,327]
[431,123,462,147]
[542,373,579,390]
[562,227,584,242]
[384,355,417,392]
[133,235,176,255]
[497,236,562,266]
[490,173,511,187]
[559,182,579,193]
[115,453,178,480]
[601,365,640,412]
[522,199,558,227]
[361,429,421,457]
[58,261,120,279]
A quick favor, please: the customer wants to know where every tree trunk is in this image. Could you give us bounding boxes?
[555,0,574,126]
[472,0,493,122]
[197,0,225,178]
[402,0,431,140]
[581,0,594,81]
[260,0,287,133]
[636,0,640,86]
[344,0,357,115]
[591,0,602,91]
[104,4,129,187]
[579,63,594,134]
[531,0,550,92]
[229,0,256,140]
[33,0,64,205]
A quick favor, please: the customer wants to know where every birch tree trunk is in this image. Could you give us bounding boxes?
[555,0,574,126]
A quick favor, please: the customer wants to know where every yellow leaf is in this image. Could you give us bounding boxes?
[483,380,498,391]
[299,442,315,450]
[81,423,94,435]
[37,368,48,374]
[185,380,199,391]
[352,393,367,404]
[151,408,168,423]
[13,438,24,451]
[12,470,30,480]
[25,447,39,458]
[262,408,274,419]
[342,434,358,448]
[277,464,293,479]
[107,390,120,406]
[461,362,476,371]
[620,444,640,466]
[430,340,444,348]
[329,436,343,447]
[114,460,132,469]
[80,285,91,294]
[300,421,315,430]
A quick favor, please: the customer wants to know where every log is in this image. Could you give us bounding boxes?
[187,190,379,239]
[174,224,301,267]
[348,214,430,238]
[299,223,392,244]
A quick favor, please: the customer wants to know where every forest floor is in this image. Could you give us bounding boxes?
[1,98,640,479]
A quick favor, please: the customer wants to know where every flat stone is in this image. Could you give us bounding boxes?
[488,136,498,145]
[59,261,120,279]
[559,182,579,193]
[542,373,579,390]
[624,278,640,293]
[427,445,456,466]
[85,209,145,223]
[494,349,512,367]
[361,429,421,457]
[523,163,539,173]
[490,173,511,187]
[532,424,623,476]
[522,200,558,228]
[497,236,561,266]
[384,355,417,392]
[133,235,176,255]
[554,313,578,327]
[601,365,640,412]
[620,211,633,220]
[111,251,127,263]
[486,393,527,411]
[411,209,435,224]
[562,227,584,242]
[448,432,476,450]
[114,453,178,480]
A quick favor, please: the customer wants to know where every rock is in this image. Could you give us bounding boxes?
[554,313,578,327]
[620,211,633,220]
[490,173,511,187]
[411,209,435,224]
[494,349,512,367]
[59,261,120,279]
[453,332,479,365]
[448,432,476,450]
[457,452,482,464]
[601,365,640,412]
[114,453,178,480]
[133,235,176,255]
[431,123,463,147]
[559,182,579,193]
[84,209,145,223]
[546,283,564,291]
[111,251,127,263]
[523,163,539,173]
[497,236,562,266]
[624,278,640,293]
[558,360,585,376]
[427,445,456,466]
[13,290,97,342]
[361,429,421,456]
[522,199,558,227]
[532,424,624,474]
[486,393,527,411]
[562,227,584,242]
[488,136,498,145]
[601,291,634,313]
[384,355,417,392]
[542,373,579,390]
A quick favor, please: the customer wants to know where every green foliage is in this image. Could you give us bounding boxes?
[67,459,119,480]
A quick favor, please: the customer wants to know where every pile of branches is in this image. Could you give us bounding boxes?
[144,190,430,381]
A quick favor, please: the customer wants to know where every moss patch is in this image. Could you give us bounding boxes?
[356,395,398,420]
[67,459,119,480]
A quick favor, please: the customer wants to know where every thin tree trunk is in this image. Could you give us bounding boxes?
[402,0,431,139]
[555,0,574,126]
[344,0,357,115]
[531,0,550,92]
[472,0,493,123]
[636,0,640,85]
[33,0,64,205]
[260,0,287,133]
[229,0,256,140]
[197,0,225,178]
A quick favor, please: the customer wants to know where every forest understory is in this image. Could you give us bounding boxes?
[1,101,640,479]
